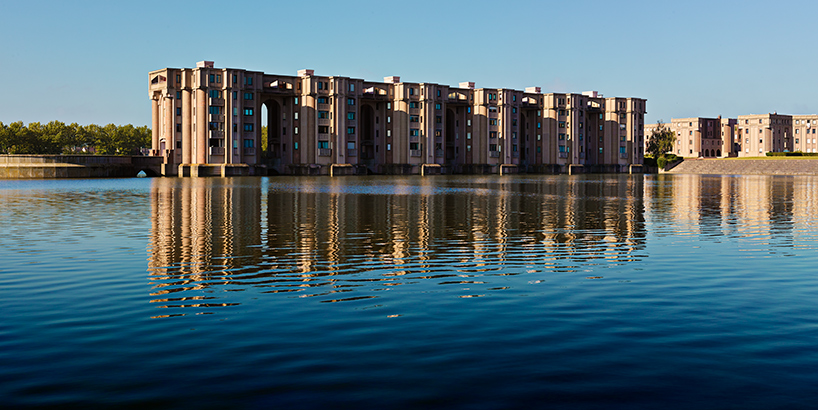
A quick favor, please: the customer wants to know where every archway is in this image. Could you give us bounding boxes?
[445,109,455,161]
[262,99,282,160]
[716,149,721,157]
[360,104,375,168]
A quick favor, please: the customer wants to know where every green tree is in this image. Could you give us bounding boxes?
[646,121,676,159]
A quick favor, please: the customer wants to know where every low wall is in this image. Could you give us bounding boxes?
[0,155,163,178]
[664,158,818,175]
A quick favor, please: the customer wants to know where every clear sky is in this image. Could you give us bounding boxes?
[2,0,816,127]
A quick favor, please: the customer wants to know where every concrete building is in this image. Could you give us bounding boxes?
[734,114,793,157]
[149,62,646,176]
[644,117,734,158]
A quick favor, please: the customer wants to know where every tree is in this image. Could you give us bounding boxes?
[646,121,676,159]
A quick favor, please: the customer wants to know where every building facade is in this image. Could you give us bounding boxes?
[644,117,734,158]
[149,62,647,176]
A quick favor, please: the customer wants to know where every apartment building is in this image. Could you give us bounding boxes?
[644,117,733,158]
[149,62,646,176]
[734,114,793,157]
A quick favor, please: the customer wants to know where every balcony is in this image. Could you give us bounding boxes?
[210,98,225,106]
[243,147,256,156]
[209,146,225,156]
[318,118,331,126]
[512,152,519,158]
[489,151,500,158]
[318,133,330,141]
[435,149,444,158]
[410,135,419,143]
[620,152,629,159]
[319,148,332,157]
[410,149,422,157]
[209,114,225,122]
[559,152,568,158]
[347,149,357,157]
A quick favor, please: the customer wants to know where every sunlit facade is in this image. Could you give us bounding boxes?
[149,61,647,176]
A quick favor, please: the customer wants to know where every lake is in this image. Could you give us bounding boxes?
[2,174,818,409]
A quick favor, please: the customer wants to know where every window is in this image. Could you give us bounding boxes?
[537,122,541,129]
[294,127,298,135]
[243,108,254,116]
[176,91,182,99]
[244,92,254,100]
[559,145,565,153]
[387,102,391,110]
[209,90,221,98]
[435,103,442,110]
[245,77,253,86]
[387,143,391,151]
[243,123,254,131]
[490,144,498,152]
[410,129,419,136]
[620,146,627,153]
[318,126,329,133]
[209,106,221,115]
[294,142,299,150]
[347,98,354,105]
[318,141,329,149]
[436,116,442,124]
[490,119,498,125]
[233,74,237,84]
[233,91,237,100]
[409,142,419,150]
[467,119,471,126]
[410,102,420,109]
[409,88,414,96]
[349,83,354,92]
[467,132,471,140]
[176,107,182,116]
[294,97,299,105]
[317,96,329,104]
[294,112,299,120]
[176,124,181,132]
[347,127,355,135]
[176,74,181,83]
[559,121,565,128]
[244,139,254,148]
[209,74,215,83]
[318,111,330,119]
[347,112,355,120]
[410,115,420,122]
[437,90,441,97]
[317,81,324,90]
[490,131,498,139]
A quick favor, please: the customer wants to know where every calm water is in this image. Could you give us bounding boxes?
[2,174,818,409]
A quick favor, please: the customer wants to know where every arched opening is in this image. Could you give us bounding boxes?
[262,99,282,164]
[445,109,455,162]
[716,149,721,157]
[360,104,375,164]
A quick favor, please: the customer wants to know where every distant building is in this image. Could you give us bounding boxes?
[149,61,647,176]
[644,117,734,158]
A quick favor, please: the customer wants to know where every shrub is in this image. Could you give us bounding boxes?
[657,156,668,169]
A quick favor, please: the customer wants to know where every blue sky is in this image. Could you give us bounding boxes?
[1,0,816,127]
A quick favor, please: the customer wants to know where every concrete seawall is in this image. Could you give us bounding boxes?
[664,158,818,175]
[0,155,164,178]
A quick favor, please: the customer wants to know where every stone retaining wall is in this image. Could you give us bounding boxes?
[0,155,163,178]
[664,158,818,175]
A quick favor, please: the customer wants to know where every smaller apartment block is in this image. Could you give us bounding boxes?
[646,113,817,158]
[149,62,646,176]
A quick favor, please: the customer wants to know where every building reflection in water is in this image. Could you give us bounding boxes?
[147,175,652,317]
[644,174,814,257]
